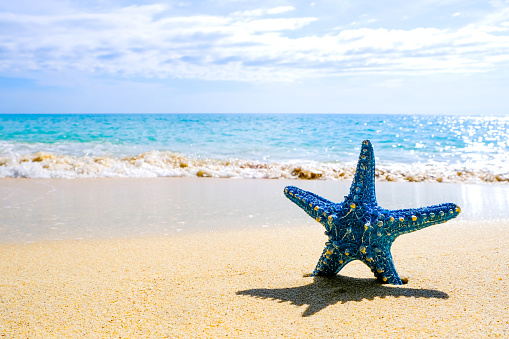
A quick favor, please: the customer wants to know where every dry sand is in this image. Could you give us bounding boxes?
[1,219,508,338]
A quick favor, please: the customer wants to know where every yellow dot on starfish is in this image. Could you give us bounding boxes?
[456,206,461,213]
[390,216,394,222]
[315,217,321,222]
[377,268,384,273]
[350,203,356,209]
[309,203,313,208]
[383,277,388,282]
[314,206,319,211]
[345,251,349,256]
[328,215,333,221]
[339,260,344,264]
[360,246,366,254]
[412,215,417,221]
[366,257,373,262]
[285,189,288,193]
[364,224,369,230]
[326,249,333,255]
[399,217,404,222]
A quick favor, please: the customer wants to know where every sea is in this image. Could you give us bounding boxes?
[0,114,508,183]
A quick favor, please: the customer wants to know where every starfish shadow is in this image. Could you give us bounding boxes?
[236,275,449,317]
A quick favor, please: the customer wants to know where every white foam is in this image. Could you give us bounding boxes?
[0,150,507,183]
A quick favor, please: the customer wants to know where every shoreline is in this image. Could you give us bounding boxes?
[1,151,508,183]
[1,177,508,244]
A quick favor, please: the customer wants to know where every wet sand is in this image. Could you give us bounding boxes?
[1,178,508,337]
[1,178,507,243]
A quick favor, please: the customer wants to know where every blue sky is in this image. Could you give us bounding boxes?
[0,0,508,114]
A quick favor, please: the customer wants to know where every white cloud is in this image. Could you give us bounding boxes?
[267,6,295,14]
[233,6,295,17]
[232,8,265,17]
[232,17,316,33]
[0,2,509,83]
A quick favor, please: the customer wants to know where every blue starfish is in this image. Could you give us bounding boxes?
[284,140,461,285]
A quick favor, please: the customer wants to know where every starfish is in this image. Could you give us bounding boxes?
[284,140,461,285]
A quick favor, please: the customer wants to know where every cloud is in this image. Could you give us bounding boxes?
[267,6,295,14]
[233,6,295,17]
[0,2,508,83]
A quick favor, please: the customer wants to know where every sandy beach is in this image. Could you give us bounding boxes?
[1,178,508,337]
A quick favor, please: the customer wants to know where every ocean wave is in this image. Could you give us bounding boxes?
[0,150,507,183]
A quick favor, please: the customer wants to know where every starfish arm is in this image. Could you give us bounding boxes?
[364,250,403,285]
[383,203,461,236]
[346,140,377,206]
[311,243,353,276]
[284,186,338,229]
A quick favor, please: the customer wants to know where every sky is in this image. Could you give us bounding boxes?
[0,0,508,114]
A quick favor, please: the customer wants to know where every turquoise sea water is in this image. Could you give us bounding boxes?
[0,114,508,182]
